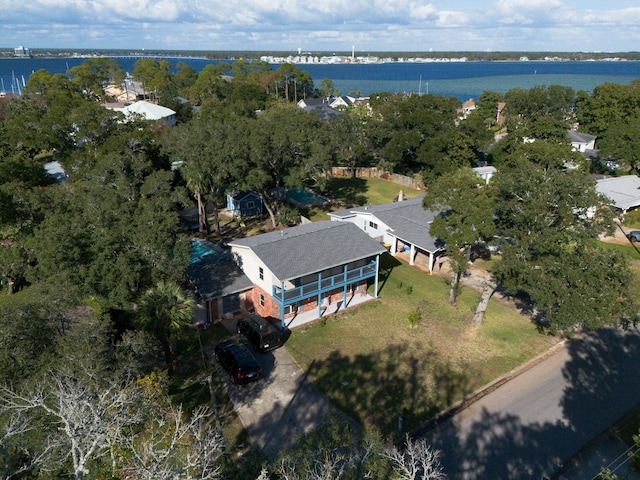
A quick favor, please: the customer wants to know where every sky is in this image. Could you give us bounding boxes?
[2,0,640,53]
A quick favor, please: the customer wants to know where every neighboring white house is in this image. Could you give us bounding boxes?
[596,175,640,213]
[472,165,497,184]
[567,130,597,153]
[329,195,445,270]
[108,100,176,126]
[458,98,476,119]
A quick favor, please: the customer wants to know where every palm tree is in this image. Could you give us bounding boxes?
[139,281,195,373]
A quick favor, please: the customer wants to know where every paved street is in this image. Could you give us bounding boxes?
[416,326,640,479]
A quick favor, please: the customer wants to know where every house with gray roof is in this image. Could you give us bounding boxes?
[228,221,386,328]
[329,195,445,270]
[187,246,254,326]
[596,175,640,213]
[567,130,597,155]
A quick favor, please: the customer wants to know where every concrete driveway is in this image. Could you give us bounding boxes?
[212,317,349,461]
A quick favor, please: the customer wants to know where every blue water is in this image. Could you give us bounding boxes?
[288,188,329,206]
[190,239,221,264]
[2,56,640,100]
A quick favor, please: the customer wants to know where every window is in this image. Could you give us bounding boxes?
[259,294,265,307]
[247,201,255,208]
[369,221,378,229]
[284,303,297,315]
[259,267,264,280]
[222,294,240,314]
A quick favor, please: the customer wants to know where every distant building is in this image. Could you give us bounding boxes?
[107,100,176,126]
[473,165,497,184]
[14,46,30,57]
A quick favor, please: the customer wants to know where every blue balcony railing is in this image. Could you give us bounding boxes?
[272,261,377,306]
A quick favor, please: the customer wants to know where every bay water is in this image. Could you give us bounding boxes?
[1,56,640,100]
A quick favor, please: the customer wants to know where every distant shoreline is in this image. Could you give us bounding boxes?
[1,49,640,64]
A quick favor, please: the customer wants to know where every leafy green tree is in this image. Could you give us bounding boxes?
[173,61,198,92]
[0,280,81,384]
[323,112,373,178]
[423,167,496,304]
[132,58,174,102]
[188,64,230,106]
[473,90,503,129]
[576,81,638,137]
[504,84,575,124]
[67,58,124,101]
[319,78,338,98]
[492,159,638,333]
[242,105,321,228]
[2,96,72,157]
[166,113,244,234]
[138,281,195,373]
[366,93,460,176]
[0,242,29,294]
[598,111,640,174]
[274,63,314,101]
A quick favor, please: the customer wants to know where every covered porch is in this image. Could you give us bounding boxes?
[282,291,376,329]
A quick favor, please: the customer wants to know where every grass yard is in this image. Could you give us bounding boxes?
[304,176,423,222]
[284,256,558,439]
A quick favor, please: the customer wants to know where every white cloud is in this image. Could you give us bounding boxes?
[1,0,639,51]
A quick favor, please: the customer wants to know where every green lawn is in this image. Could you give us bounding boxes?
[304,176,423,221]
[284,255,558,439]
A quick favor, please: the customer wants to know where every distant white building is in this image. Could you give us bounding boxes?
[596,175,640,213]
[108,100,176,126]
[567,130,597,154]
[473,165,497,184]
[14,46,30,57]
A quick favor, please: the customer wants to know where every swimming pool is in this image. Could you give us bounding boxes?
[190,239,222,264]
[287,188,330,207]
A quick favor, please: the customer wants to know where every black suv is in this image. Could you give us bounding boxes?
[214,339,262,384]
[237,315,284,353]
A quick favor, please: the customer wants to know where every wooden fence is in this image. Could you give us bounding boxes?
[331,167,425,190]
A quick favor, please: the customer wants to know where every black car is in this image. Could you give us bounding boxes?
[627,230,640,243]
[237,315,284,353]
[214,339,262,384]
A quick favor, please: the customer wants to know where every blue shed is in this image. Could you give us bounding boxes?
[227,190,263,218]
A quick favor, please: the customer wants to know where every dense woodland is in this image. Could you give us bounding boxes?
[0,57,639,479]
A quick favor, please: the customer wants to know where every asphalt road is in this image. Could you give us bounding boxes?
[417,326,640,479]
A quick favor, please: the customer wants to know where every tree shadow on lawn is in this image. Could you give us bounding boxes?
[325,177,369,207]
[305,341,477,439]
[410,326,640,479]
[376,252,403,295]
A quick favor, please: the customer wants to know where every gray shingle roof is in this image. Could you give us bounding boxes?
[187,252,253,301]
[228,221,386,282]
[567,130,596,144]
[330,196,444,253]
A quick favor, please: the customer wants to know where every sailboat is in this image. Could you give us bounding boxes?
[418,75,428,95]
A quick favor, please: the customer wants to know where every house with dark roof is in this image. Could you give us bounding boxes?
[567,130,597,155]
[300,102,345,121]
[187,247,254,325]
[227,221,386,328]
[329,195,445,271]
[226,190,263,218]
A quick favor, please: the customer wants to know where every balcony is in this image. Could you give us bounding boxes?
[272,261,377,306]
